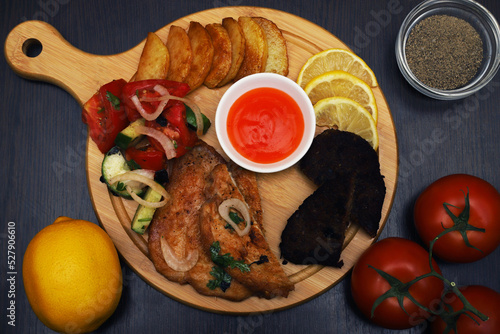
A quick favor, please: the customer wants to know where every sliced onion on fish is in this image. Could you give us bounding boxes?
[218,198,252,237]
[160,237,199,271]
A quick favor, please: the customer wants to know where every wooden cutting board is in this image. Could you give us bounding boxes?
[5,7,398,314]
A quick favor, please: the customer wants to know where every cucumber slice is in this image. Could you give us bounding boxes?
[114,118,146,149]
[101,146,147,199]
[131,187,163,234]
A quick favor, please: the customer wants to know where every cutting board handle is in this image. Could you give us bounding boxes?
[4,20,140,104]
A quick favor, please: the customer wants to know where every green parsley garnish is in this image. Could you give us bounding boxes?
[207,241,250,291]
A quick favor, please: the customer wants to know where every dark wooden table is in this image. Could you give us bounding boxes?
[2,0,500,333]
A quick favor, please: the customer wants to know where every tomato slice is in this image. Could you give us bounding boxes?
[125,145,165,171]
[145,101,197,158]
[82,79,128,153]
[122,79,190,122]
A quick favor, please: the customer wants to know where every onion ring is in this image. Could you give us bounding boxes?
[218,198,252,237]
[109,171,170,208]
[135,126,177,160]
[160,236,199,271]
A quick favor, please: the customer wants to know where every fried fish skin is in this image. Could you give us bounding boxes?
[234,17,268,82]
[166,25,193,83]
[184,21,214,91]
[200,164,294,298]
[217,17,246,87]
[252,17,289,76]
[135,32,170,81]
[204,23,232,88]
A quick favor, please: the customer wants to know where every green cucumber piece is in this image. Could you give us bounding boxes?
[131,187,162,234]
[114,118,146,149]
[101,146,146,199]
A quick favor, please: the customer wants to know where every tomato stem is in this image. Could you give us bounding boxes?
[370,188,489,330]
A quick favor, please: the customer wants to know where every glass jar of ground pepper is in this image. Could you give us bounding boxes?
[396,0,500,100]
[405,15,483,90]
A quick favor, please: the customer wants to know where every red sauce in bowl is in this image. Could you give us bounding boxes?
[226,87,305,164]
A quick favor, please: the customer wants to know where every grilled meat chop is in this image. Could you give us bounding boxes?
[200,164,294,298]
[149,141,292,300]
[148,141,252,300]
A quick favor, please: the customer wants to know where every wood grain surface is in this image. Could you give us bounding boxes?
[5,7,397,314]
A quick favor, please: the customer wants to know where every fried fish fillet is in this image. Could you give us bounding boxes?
[217,17,246,87]
[234,17,268,81]
[148,142,252,301]
[228,162,265,234]
[252,17,289,76]
[166,25,193,83]
[184,22,214,91]
[204,23,232,88]
[199,164,294,298]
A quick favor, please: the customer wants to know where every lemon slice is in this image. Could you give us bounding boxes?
[304,70,378,123]
[314,97,378,150]
[297,48,378,89]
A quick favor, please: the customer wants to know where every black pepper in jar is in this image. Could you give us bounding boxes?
[405,15,483,90]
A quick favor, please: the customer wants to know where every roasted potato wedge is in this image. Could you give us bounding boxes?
[217,17,246,87]
[135,32,170,81]
[252,17,289,76]
[166,25,193,83]
[184,21,214,91]
[234,17,268,81]
[204,23,232,88]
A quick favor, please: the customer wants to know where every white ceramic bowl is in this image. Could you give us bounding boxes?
[216,73,316,173]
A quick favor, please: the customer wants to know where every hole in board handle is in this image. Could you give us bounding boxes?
[22,38,43,58]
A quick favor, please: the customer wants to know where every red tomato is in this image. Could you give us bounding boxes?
[82,79,128,153]
[145,102,197,157]
[414,174,500,263]
[125,145,165,171]
[351,237,444,329]
[121,79,190,122]
[431,285,500,334]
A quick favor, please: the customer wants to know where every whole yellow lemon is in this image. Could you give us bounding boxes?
[23,217,122,333]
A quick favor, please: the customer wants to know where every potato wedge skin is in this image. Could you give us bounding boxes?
[217,17,246,87]
[204,23,232,89]
[252,17,289,76]
[234,17,268,82]
[166,25,193,83]
[135,32,170,81]
[184,22,214,91]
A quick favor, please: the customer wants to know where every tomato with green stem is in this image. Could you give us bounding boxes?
[351,237,444,329]
[414,174,500,263]
[431,285,500,334]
